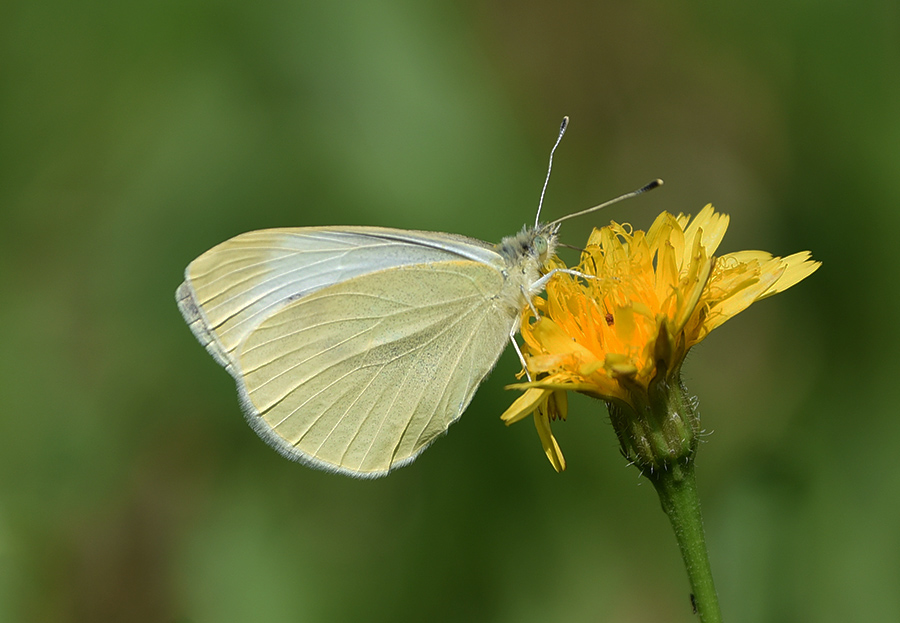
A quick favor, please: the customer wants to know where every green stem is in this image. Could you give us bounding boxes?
[647,462,723,622]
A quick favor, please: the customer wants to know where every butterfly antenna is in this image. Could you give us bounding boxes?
[549,178,664,226]
[535,116,569,227]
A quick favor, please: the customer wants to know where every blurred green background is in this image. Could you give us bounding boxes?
[2,1,897,621]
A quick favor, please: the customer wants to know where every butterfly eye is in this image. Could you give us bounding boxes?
[533,235,549,257]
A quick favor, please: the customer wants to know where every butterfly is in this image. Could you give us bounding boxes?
[176,118,660,477]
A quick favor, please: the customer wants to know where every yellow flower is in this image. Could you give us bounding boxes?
[502,204,821,471]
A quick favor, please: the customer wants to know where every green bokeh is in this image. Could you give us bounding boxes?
[2,1,897,621]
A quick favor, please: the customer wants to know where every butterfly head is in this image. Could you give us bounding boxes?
[497,222,560,274]
[531,222,560,269]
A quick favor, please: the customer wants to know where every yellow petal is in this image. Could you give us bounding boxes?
[551,389,568,420]
[534,410,566,472]
[655,239,679,303]
[647,211,677,251]
[674,240,713,333]
[500,388,549,425]
[527,353,576,374]
[761,251,821,298]
[506,381,601,393]
[685,204,730,258]
[531,318,574,349]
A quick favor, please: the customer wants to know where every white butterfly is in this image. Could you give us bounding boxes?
[176,118,659,477]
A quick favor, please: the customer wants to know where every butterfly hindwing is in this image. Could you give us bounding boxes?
[234,260,515,476]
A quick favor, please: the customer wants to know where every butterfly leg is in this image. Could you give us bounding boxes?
[520,284,540,319]
[509,324,533,382]
[508,302,534,382]
[530,267,599,293]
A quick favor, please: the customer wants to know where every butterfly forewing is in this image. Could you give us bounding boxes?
[177,227,502,368]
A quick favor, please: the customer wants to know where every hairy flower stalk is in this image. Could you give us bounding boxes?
[502,205,820,621]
